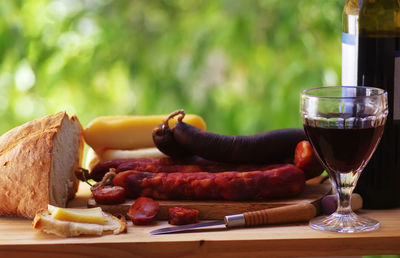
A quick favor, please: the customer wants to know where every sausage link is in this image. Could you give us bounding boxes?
[90,157,282,182]
[168,207,199,225]
[116,161,281,174]
[154,110,307,164]
[113,164,305,201]
[90,159,132,182]
[127,197,159,225]
[90,157,175,181]
[91,185,126,205]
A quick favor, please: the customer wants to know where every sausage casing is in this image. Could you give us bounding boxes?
[91,157,283,182]
[113,164,305,201]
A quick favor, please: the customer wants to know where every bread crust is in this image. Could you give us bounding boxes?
[0,112,83,218]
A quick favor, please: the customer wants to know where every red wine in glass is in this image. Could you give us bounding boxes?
[304,121,385,174]
[301,86,388,233]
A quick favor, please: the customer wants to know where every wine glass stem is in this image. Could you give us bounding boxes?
[331,171,360,215]
[310,170,379,233]
[337,189,353,215]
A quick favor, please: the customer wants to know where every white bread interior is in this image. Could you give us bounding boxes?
[0,112,84,218]
[33,209,126,237]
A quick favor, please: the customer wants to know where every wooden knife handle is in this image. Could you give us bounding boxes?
[243,203,317,226]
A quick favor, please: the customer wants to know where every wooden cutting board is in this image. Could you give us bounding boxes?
[83,180,331,220]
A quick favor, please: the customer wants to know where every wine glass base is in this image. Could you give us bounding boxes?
[309,212,380,233]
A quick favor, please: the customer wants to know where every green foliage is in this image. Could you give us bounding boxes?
[0,0,343,135]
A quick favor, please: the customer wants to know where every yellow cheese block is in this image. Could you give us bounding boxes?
[84,114,206,153]
[48,205,107,225]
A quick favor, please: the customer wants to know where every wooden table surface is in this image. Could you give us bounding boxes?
[0,183,399,257]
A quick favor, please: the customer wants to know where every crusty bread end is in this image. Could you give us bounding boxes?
[0,112,84,218]
[32,209,127,237]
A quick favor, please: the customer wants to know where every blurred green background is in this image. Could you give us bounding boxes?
[3,3,400,256]
[0,0,342,135]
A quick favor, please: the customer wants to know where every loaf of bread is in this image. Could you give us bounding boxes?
[0,112,84,218]
[33,209,126,237]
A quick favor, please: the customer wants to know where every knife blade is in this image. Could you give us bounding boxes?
[150,202,317,235]
[150,220,226,235]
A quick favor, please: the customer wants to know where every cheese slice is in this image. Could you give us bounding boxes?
[47,205,108,225]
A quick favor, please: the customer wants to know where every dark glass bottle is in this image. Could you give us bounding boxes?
[342,0,400,208]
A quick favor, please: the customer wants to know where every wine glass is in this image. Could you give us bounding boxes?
[300,86,388,233]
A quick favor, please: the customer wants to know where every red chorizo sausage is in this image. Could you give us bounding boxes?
[90,159,133,182]
[127,197,160,225]
[90,157,285,182]
[113,164,305,201]
[91,185,126,205]
[116,160,281,174]
[90,157,200,181]
[168,207,199,225]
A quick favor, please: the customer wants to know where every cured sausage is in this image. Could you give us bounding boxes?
[91,185,126,205]
[153,110,307,163]
[90,159,133,181]
[90,156,284,182]
[168,207,199,225]
[116,160,281,174]
[90,157,196,181]
[152,110,194,158]
[113,164,305,201]
[127,197,160,225]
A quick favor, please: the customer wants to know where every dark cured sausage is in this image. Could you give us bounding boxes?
[112,164,305,201]
[154,110,307,164]
[173,123,306,164]
[152,111,194,158]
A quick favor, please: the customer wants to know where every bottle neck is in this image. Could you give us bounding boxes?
[344,0,361,16]
[359,0,400,36]
[343,0,361,34]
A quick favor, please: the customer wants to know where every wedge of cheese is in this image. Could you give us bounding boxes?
[84,114,206,153]
[47,205,107,225]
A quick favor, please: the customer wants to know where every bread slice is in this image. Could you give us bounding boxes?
[33,209,127,237]
[0,112,84,218]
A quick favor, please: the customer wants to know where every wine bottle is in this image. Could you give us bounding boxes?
[342,0,360,86]
[342,0,400,208]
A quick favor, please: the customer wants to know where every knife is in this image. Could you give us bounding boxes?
[150,202,318,235]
